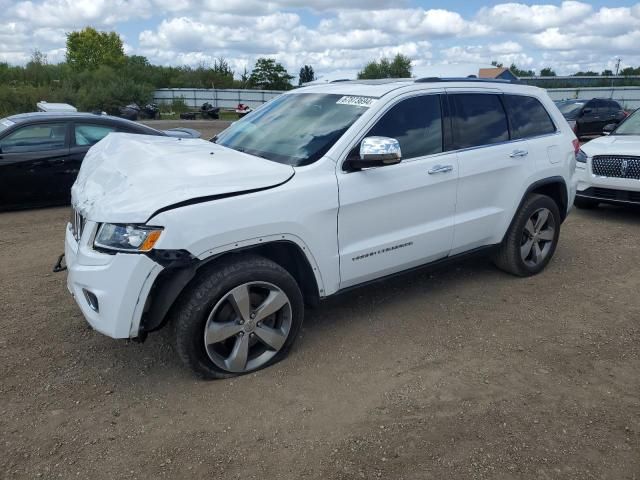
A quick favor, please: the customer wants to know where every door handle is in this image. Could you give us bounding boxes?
[509,150,528,158]
[428,164,453,174]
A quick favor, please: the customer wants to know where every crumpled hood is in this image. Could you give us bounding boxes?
[581,135,640,157]
[72,133,294,223]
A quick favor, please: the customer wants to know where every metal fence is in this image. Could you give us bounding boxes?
[153,88,285,110]
[154,86,640,111]
[545,87,640,109]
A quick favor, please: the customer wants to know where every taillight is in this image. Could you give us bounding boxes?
[572,138,580,156]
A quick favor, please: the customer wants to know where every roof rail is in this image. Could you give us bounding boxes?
[414,77,519,84]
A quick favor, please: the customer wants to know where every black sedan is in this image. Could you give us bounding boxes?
[556,98,628,138]
[0,113,170,210]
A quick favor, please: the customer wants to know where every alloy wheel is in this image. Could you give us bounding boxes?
[203,282,292,373]
[520,207,556,267]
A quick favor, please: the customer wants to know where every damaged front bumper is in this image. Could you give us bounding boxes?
[64,221,164,339]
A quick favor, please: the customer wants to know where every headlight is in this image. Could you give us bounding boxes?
[576,149,588,163]
[94,224,163,252]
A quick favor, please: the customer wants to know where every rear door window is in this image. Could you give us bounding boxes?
[0,123,67,153]
[366,94,443,159]
[450,94,509,149]
[74,124,116,146]
[503,95,556,139]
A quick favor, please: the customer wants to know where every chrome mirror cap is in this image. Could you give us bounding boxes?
[360,136,402,164]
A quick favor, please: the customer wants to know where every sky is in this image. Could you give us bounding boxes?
[2,0,640,79]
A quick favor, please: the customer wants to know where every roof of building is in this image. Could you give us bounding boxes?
[478,67,510,79]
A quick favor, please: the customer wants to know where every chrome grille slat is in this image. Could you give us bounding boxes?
[592,155,640,180]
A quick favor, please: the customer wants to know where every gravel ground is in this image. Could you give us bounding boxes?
[1,202,639,479]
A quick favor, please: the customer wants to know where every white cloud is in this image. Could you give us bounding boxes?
[2,1,640,77]
[476,1,592,33]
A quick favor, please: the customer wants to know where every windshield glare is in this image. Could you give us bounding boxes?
[614,110,640,135]
[215,93,371,166]
[557,101,584,118]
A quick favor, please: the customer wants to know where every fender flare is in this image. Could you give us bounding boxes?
[502,176,569,244]
[139,234,325,335]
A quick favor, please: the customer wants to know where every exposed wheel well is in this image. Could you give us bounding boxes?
[528,179,568,221]
[140,241,320,336]
[230,241,321,307]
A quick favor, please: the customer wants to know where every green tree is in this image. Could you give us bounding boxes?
[620,66,640,76]
[509,63,535,77]
[248,58,294,90]
[66,27,125,71]
[539,67,557,77]
[491,60,504,68]
[358,53,412,79]
[298,65,315,85]
[602,69,614,76]
[572,71,599,76]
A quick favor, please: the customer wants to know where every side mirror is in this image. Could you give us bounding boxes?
[345,136,402,171]
[603,123,616,135]
[582,108,593,115]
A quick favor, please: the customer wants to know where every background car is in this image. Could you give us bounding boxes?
[574,107,640,208]
[0,112,172,210]
[557,98,628,139]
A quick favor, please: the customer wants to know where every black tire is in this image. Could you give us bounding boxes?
[574,196,599,209]
[493,194,561,277]
[171,254,304,379]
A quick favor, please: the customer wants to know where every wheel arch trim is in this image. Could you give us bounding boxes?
[503,176,569,243]
[138,234,325,336]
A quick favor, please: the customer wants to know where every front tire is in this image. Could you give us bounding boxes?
[493,194,561,277]
[171,254,304,379]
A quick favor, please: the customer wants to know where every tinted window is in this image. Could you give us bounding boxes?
[367,95,442,159]
[504,95,556,139]
[75,124,116,146]
[451,94,509,149]
[608,100,622,111]
[0,123,67,153]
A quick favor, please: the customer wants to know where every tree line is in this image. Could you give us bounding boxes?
[0,27,318,116]
[4,26,640,117]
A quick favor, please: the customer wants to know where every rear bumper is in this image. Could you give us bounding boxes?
[65,223,163,338]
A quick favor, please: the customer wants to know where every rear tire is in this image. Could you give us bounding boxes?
[493,194,561,277]
[171,254,304,379]
[574,196,598,209]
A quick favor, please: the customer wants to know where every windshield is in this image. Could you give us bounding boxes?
[0,118,15,135]
[557,101,584,118]
[215,93,372,166]
[613,110,640,135]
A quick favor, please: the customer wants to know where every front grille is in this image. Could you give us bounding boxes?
[70,208,85,241]
[592,155,640,180]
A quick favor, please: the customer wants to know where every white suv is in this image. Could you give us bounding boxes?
[64,78,578,378]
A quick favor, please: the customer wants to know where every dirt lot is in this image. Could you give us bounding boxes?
[1,202,639,479]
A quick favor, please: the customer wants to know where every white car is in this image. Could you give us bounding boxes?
[575,109,640,208]
[63,78,578,378]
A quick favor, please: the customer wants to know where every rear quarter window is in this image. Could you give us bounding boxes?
[450,94,509,149]
[503,95,556,139]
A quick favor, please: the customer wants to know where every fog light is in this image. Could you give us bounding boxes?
[82,288,99,313]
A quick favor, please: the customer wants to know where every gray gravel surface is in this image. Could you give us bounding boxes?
[1,205,639,479]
